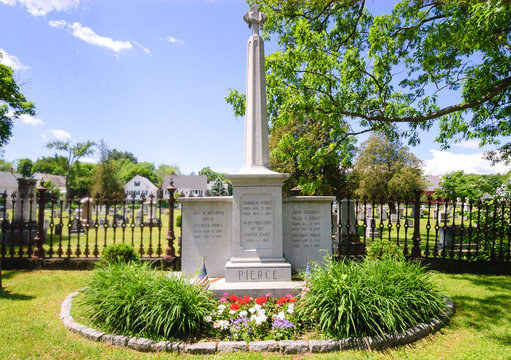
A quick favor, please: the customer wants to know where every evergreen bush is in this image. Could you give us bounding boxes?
[102,243,140,264]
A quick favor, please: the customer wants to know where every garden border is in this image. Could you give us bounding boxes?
[61,290,455,354]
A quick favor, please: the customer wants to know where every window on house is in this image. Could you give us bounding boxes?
[134,181,140,187]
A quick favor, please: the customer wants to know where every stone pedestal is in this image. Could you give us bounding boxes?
[225,173,291,282]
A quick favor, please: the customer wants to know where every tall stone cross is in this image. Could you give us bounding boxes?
[241,4,272,173]
[243,4,267,35]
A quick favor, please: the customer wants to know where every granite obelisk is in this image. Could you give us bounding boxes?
[225,5,292,282]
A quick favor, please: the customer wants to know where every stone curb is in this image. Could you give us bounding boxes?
[61,291,455,354]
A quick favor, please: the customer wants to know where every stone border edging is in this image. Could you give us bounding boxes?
[61,290,455,354]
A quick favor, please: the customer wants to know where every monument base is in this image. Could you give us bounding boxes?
[209,278,301,298]
[225,260,291,282]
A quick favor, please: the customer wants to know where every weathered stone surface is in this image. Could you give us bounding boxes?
[170,342,185,354]
[61,315,74,327]
[279,340,309,354]
[414,323,431,340]
[430,318,443,332]
[80,327,104,342]
[249,340,279,352]
[365,335,391,351]
[339,337,368,351]
[309,339,339,353]
[67,322,88,334]
[184,342,217,354]
[218,341,248,352]
[154,341,171,352]
[127,337,156,352]
[100,334,114,345]
[111,335,130,347]
[60,301,72,319]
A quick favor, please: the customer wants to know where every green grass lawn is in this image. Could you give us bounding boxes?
[0,269,510,359]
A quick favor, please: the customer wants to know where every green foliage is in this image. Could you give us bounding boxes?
[79,262,214,339]
[90,140,123,196]
[303,257,444,339]
[229,1,511,167]
[210,176,227,196]
[0,159,13,172]
[365,239,404,261]
[16,158,33,177]
[199,167,221,182]
[176,214,182,228]
[116,160,158,185]
[0,53,36,147]
[101,243,139,264]
[155,164,180,186]
[107,149,137,163]
[353,133,424,200]
[69,162,95,199]
[437,171,505,200]
[32,155,67,175]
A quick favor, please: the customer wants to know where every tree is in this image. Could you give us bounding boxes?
[117,161,158,186]
[107,149,137,163]
[32,155,68,175]
[16,158,33,177]
[210,176,228,196]
[228,1,511,166]
[437,171,504,200]
[199,167,221,182]
[353,134,425,202]
[156,164,181,186]
[91,141,123,196]
[269,115,355,198]
[47,140,95,199]
[0,52,35,146]
[70,162,95,199]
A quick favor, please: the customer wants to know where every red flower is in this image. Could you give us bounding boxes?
[229,295,238,303]
[289,297,297,303]
[276,296,289,305]
[256,296,267,305]
[230,303,239,311]
[243,296,251,303]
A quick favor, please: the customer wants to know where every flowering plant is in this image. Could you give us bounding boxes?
[205,292,307,341]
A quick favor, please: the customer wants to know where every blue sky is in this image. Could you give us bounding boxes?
[0,0,509,176]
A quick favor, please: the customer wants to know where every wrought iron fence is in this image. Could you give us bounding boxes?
[336,191,511,263]
[0,184,178,262]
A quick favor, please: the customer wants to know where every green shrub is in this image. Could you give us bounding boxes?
[303,257,444,339]
[366,239,404,261]
[102,243,139,264]
[176,214,182,228]
[79,262,215,339]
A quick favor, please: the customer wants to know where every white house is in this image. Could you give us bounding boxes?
[125,175,158,200]
[162,175,207,199]
[31,172,67,197]
[0,170,22,197]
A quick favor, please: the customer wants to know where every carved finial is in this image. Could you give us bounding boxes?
[244,4,267,35]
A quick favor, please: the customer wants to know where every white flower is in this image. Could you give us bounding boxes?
[229,310,236,315]
[254,304,262,310]
[276,311,286,320]
[249,307,256,314]
[254,314,267,325]
[218,304,226,311]
[213,320,230,330]
[239,310,248,317]
[257,308,266,316]
[204,315,212,323]
[287,304,294,314]
[250,314,257,322]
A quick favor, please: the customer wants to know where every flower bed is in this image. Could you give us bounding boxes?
[208,293,308,341]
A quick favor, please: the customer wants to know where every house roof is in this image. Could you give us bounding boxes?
[32,172,66,187]
[0,171,22,190]
[424,175,442,192]
[125,175,158,190]
[162,175,207,190]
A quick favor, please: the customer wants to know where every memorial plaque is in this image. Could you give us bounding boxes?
[240,194,273,250]
[283,197,334,270]
[181,198,232,278]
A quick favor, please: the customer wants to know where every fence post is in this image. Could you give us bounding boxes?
[411,189,422,259]
[165,180,177,259]
[33,183,47,259]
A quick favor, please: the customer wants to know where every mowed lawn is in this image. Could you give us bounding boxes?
[0,269,510,360]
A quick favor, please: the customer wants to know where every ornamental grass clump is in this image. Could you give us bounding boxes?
[207,293,308,341]
[79,262,214,340]
[303,257,444,339]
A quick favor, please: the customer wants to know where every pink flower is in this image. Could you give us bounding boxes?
[223,292,229,297]
[220,297,227,302]
[265,292,272,297]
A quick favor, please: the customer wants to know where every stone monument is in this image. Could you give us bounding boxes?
[4,178,38,245]
[180,5,334,297]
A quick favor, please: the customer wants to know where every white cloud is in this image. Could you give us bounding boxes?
[423,149,510,175]
[0,48,30,71]
[48,129,71,140]
[167,36,184,45]
[17,114,43,125]
[49,20,133,53]
[452,139,480,150]
[80,157,97,164]
[0,0,79,16]
[133,41,151,56]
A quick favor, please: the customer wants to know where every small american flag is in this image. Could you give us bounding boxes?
[300,259,311,298]
[193,257,210,291]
